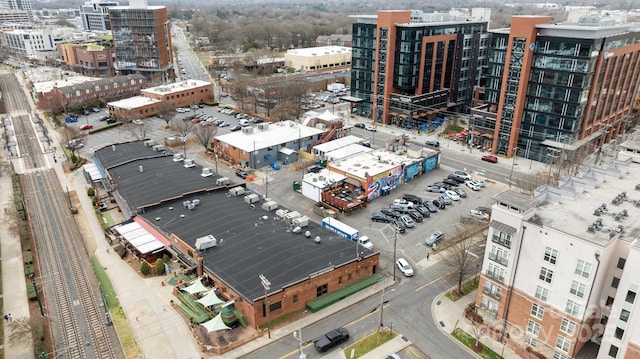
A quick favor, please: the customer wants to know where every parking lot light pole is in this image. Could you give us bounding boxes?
[259,274,271,339]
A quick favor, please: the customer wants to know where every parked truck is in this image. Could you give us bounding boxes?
[322,217,359,240]
[314,327,349,352]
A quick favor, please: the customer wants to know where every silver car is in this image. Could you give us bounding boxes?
[400,215,415,228]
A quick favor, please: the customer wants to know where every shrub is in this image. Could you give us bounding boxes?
[155,258,164,275]
[140,261,150,276]
[162,253,170,264]
[87,187,95,196]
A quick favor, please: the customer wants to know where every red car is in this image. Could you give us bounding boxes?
[79,124,93,130]
[482,155,498,163]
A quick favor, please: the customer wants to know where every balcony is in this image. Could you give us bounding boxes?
[491,236,511,249]
[483,286,502,300]
[486,270,505,283]
[488,253,508,266]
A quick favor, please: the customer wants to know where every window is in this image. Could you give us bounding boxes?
[338,276,342,285]
[527,320,541,336]
[560,318,576,335]
[316,284,328,297]
[620,309,630,322]
[608,345,619,358]
[492,230,512,248]
[626,290,637,304]
[615,327,624,340]
[570,281,586,298]
[553,351,569,359]
[606,296,614,306]
[556,336,571,352]
[575,259,592,278]
[535,286,550,302]
[525,334,538,346]
[544,247,558,264]
[269,301,282,312]
[292,294,298,304]
[531,303,545,319]
[347,273,352,281]
[539,267,554,283]
[610,277,621,288]
[617,257,626,270]
[565,299,581,316]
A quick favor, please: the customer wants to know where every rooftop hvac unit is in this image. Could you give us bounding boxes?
[284,211,302,224]
[139,165,144,173]
[275,209,289,218]
[257,123,270,130]
[293,215,309,228]
[229,186,245,196]
[195,235,217,250]
[153,144,166,152]
[216,177,230,185]
[144,140,157,147]
[242,127,253,134]
[244,193,259,204]
[262,200,278,211]
[183,159,195,168]
[173,153,185,162]
[201,167,213,177]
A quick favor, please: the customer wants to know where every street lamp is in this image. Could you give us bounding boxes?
[392,231,397,282]
[508,147,519,188]
[378,283,395,332]
[475,264,480,285]
[259,274,271,339]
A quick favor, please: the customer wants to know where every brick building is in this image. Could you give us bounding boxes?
[57,43,115,77]
[35,74,145,114]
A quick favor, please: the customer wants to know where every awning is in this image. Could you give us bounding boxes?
[489,220,517,235]
[200,314,231,333]
[83,163,104,182]
[196,290,225,307]
[279,147,295,156]
[114,221,165,254]
[181,278,209,295]
[345,177,362,187]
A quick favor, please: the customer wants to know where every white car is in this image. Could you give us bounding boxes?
[445,190,460,201]
[132,119,144,125]
[465,180,481,191]
[393,199,414,208]
[396,258,414,277]
[365,124,377,132]
[470,179,486,187]
[469,209,489,220]
[454,171,471,180]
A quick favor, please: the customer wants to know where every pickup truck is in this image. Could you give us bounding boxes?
[313,327,349,352]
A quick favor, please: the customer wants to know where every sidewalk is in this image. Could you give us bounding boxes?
[0,174,34,359]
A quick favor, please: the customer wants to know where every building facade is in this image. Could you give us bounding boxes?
[36,74,145,114]
[0,9,31,23]
[109,0,173,84]
[471,16,640,163]
[79,0,119,31]
[476,170,640,359]
[0,28,58,59]
[0,0,31,11]
[283,46,351,71]
[57,43,114,77]
[350,10,489,124]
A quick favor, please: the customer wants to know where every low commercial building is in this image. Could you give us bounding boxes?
[107,95,161,121]
[214,121,327,169]
[57,43,115,77]
[284,46,352,71]
[141,80,214,108]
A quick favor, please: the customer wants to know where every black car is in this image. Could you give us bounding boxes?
[250,117,263,124]
[371,212,391,223]
[432,182,451,190]
[408,210,423,222]
[392,220,406,234]
[415,206,431,217]
[381,208,402,219]
[106,118,116,124]
[402,193,423,205]
[432,199,446,209]
[230,125,242,131]
[442,178,460,187]
[424,201,438,213]
[354,123,365,129]
[447,174,466,183]
[235,169,249,179]
[425,140,440,148]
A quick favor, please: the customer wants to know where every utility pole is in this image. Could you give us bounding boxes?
[392,231,397,282]
[259,274,271,339]
[508,147,519,188]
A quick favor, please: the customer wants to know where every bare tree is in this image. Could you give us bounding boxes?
[471,321,486,351]
[129,122,151,141]
[192,123,218,150]
[442,229,481,295]
[156,102,177,127]
[170,118,194,157]
[60,124,85,159]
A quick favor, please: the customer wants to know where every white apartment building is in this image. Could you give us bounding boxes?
[79,0,119,31]
[0,28,59,60]
[476,160,640,359]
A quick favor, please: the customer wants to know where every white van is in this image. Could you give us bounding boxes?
[357,236,373,251]
[239,119,249,127]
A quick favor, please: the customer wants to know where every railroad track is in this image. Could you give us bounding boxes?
[1,71,120,358]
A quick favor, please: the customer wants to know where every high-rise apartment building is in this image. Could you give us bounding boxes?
[80,0,119,31]
[109,0,173,84]
[350,10,489,127]
[472,16,640,163]
[476,165,640,359]
[0,0,31,11]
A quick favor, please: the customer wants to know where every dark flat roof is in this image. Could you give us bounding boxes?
[140,189,369,302]
[96,142,231,211]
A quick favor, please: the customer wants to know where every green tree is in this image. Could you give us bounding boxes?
[87,187,95,197]
[155,258,165,275]
[140,261,151,276]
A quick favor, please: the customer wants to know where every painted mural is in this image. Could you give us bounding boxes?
[366,166,403,200]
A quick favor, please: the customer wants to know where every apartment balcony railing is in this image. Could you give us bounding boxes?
[486,270,505,283]
[491,235,511,249]
[483,286,502,300]
[488,253,509,266]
